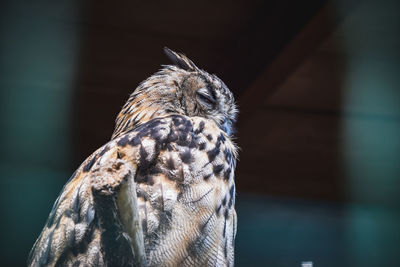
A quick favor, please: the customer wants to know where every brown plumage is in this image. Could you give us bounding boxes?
[28,48,238,266]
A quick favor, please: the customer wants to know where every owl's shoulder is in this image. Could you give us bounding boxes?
[115,114,238,183]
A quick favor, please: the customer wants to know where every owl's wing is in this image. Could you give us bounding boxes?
[29,114,238,267]
[127,115,238,266]
[28,142,147,266]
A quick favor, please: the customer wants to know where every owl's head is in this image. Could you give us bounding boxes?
[112,48,237,139]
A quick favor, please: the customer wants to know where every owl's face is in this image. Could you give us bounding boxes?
[176,66,237,137]
[112,48,237,139]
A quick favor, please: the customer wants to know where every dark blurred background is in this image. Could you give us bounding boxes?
[1,0,400,266]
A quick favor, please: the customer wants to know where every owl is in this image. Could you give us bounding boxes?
[28,48,238,267]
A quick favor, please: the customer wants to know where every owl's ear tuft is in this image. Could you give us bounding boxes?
[164,47,198,71]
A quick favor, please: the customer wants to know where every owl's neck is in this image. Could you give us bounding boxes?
[112,97,237,141]
[111,69,185,140]
[112,98,176,139]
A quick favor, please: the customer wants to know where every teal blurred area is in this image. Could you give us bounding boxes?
[0,0,79,265]
[0,0,78,169]
[0,164,67,266]
[339,0,400,207]
[235,194,400,266]
[1,0,400,266]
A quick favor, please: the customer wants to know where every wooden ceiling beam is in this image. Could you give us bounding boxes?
[237,1,359,125]
[214,0,328,97]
